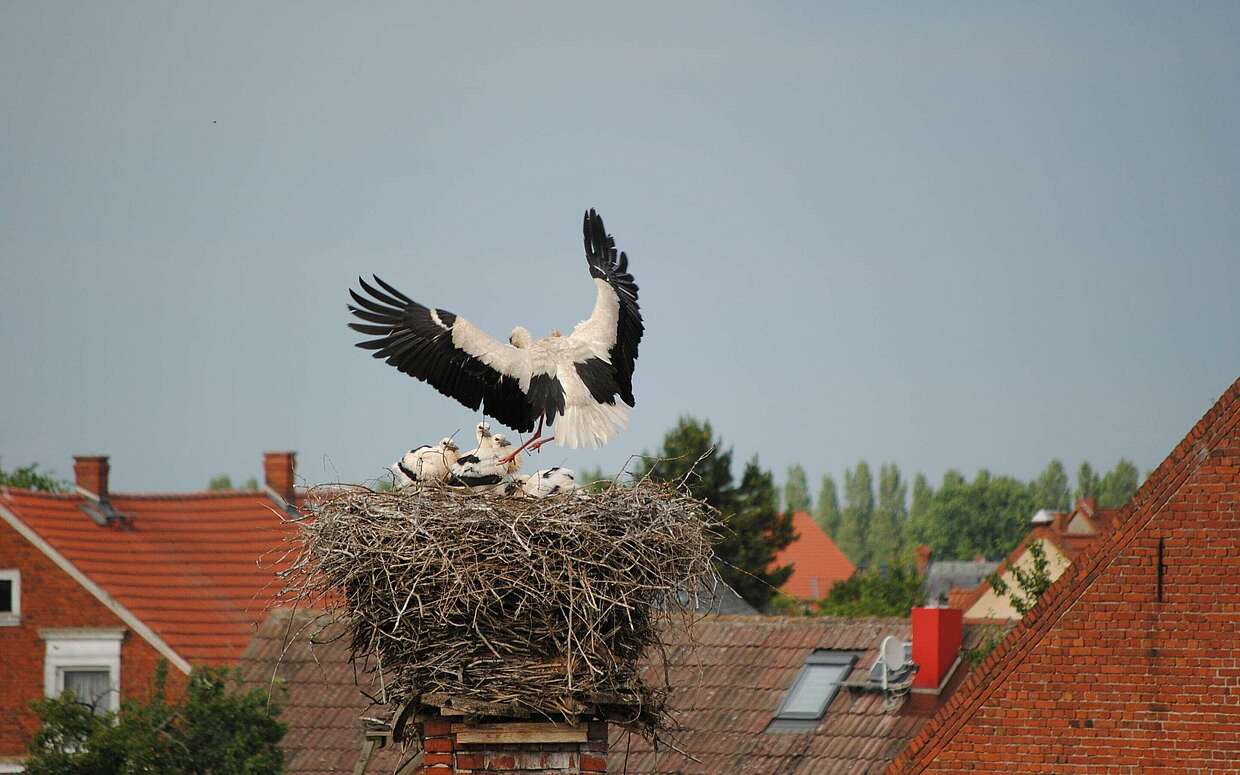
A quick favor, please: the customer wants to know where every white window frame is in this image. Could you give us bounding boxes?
[40,628,124,713]
[0,569,19,626]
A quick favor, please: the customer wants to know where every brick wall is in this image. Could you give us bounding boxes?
[893,381,1240,773]
[0,518,186,757]
[417,717,607,774]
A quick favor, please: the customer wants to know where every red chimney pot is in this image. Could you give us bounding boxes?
[911,606,963,692]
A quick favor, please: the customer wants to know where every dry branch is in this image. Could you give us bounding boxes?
[276,480,720,740]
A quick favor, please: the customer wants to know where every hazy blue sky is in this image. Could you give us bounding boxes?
[2,2,1238,495]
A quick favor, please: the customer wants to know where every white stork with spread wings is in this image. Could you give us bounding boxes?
[348,209,643,461]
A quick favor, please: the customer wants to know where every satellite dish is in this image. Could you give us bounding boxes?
[880,635,906,672]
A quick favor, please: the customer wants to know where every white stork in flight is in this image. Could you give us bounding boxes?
[348,209,643,462]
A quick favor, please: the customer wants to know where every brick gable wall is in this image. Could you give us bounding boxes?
[0,518,184,757]
[892,379,1240,773]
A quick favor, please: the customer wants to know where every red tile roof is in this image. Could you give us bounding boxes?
[242,611,989,774]
[0,487,296,666]
[891,376,1240,772]
[773,512,855,600]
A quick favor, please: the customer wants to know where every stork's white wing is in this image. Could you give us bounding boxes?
[348,276,538,433]
[567,209,643,406]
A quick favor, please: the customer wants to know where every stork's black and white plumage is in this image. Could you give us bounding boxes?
[348,209,642,459]
[518,466,578,498]
[391,438,460,487]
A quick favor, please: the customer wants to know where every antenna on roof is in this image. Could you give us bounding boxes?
[873,635,914,692]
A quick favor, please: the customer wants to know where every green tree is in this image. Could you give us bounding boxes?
[818,564,922,618]
[725,457,796,608]
[207,476,259,492]
[814,475,842,538]
[909,473,933,524]
[1032,459,1070,511]
[869,463,907,569]
[635,417,733,510]
[637,418,793,609]
[25,662,285,774]
[783,464,812,514]
[836,462,874,566]
[987,539,1052,616]
[0,462,68,493]
[907,469,1035,561]
[1098,458,1140,508]
[1075,462,1099,502]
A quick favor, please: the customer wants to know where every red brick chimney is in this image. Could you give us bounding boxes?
[911,606,962,693]
[73,456,110,499]
[915,545,932,576]
[263,451,296,503]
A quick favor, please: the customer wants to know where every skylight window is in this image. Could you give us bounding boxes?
[774,651,857,720]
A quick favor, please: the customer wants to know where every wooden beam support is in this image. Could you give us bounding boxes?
[452,721,588,744]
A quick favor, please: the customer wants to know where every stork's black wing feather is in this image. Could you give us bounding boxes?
[583,208,643,406]
[347,276,536,432]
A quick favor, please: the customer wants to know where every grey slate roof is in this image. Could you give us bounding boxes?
[921,559,998,606]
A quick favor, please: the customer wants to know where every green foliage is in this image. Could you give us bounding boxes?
[0,462,68,493]
[869,463,907,569]
[576,466,612,494]
[765,592,813,616]
[960,624,1007,666]
[1098,458,1140,508]
[638,418,794,609]
[25,662,286,774]
[987,539,1052,616]
[835,462,874,566]
[1075,461,1099,502]
[1032,459,1070,511]
[783,464,811,514]
[906,469,1036,561]
[634,417,733,510]
[207,476,259,492]
[817,564,922,618]
[814,475,842,538]
[909,473,933,524]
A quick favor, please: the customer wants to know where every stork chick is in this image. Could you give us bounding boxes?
[391,438,460,486]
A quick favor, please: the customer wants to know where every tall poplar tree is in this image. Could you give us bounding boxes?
[815,475,842,538]
[1098,458,1140,508]
[783,464,812,514]
[836,461,874,566]
[1032,459,1070,511]
[1075,462,1100,502]
[869,463,907,568]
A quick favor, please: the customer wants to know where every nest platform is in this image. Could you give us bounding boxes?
[278,481,719,740]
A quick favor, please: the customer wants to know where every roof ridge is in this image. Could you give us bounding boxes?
[889,376,1240,773]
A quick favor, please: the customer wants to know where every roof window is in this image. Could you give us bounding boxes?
[774,650,857,721]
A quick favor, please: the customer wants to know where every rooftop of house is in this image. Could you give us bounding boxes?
[892,375,1240,772]
[772,511,856,601]
[921,559,999,607]
[0,453,299,667]
[242,609,989,775]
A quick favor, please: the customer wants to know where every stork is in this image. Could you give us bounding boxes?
[348,209,642,463]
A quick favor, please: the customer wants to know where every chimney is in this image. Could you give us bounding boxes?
[915,545,932,576]
[411,715,608,775]
[911,606,962,693]
[73,456,110,499]
[263,451,296,504]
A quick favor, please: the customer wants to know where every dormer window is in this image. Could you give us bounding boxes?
[774,651,858,721]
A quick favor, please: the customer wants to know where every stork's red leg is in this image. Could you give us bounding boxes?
[528,436,556,453]
[499,418,543,464]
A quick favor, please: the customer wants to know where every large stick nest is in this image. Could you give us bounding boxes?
[277,480,720,739]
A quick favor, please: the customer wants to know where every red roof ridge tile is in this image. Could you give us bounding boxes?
[889,375,1240,774]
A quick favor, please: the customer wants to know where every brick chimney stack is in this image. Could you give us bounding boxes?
[73,456,110,499]
[911,606,963,693]
[263,452,296,503]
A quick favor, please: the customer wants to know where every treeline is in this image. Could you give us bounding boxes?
[784,458,1141,568]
